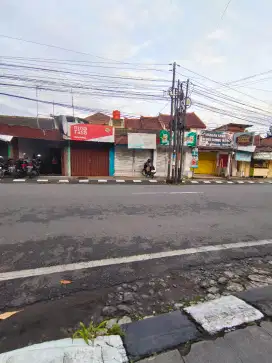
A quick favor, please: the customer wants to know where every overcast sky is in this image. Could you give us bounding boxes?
[0,0,271,132]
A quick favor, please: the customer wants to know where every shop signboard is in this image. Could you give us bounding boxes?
[233,132,255,152]
[253,152,272,160]
[159,130,196,146]
[69,124,114,142]
[128,133,156,149]
[235,151,252,162]
[191,147,199,168]
[159,130,170,145]
[198,131,233,148]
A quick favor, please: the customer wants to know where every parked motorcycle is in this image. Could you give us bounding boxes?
[0,156,4,178]
[28,154,42,178]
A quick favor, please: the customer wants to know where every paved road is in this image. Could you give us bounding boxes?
[0,183,271,308]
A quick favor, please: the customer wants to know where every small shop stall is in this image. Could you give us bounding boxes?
[251,151,272,177]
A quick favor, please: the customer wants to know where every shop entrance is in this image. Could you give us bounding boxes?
[71,146,109,176]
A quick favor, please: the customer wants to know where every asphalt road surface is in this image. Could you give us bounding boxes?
[0,183,272,309]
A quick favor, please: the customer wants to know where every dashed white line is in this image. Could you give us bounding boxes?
[98,180,107,183]
[237,181,244,184]
[1,239,271,281]
[37,179,49,183]
[227,181,234,184]
[215,181,223,184]
[132,191,203,195]
[58,179,69,183]
[149,180,158,183]
[133,180,142,183]
[203,181,211,184]
[191,181,199,184]
[116,180,125,183]
[79,179,89,183]
[247,181,255,184]
[13,179,26,182]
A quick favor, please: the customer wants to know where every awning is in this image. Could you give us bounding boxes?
[0,134,13,142]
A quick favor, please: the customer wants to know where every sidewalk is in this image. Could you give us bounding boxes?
[139,321,272,362]
[0,286,271,362]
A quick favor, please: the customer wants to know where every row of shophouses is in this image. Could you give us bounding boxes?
[0,112,272,178]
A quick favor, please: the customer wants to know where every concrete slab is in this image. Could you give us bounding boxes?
[137,350,184,363]
[0,336,128,363]
[261,321,272,336]
[184,338,241,363]
[237,285,272,317]
[122,310,201,361]
[185,295,263,334]
[224,325,272,363]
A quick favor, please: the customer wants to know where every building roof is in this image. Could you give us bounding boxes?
[261,136,272,146]
[0,115,56,130]
[0,124,61,140]
[214,123,252,131]
[159,112,206,129]
[85,112,110,125]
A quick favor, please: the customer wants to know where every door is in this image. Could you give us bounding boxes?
[71,148,109,176]
[194,152,217,175]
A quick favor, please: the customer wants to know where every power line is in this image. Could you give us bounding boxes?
[0,34,169,66]
[221,0,233,19]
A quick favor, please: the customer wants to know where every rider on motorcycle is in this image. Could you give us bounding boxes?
[143,158,155,177]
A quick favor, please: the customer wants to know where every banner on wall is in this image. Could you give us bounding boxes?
[191,147,199,168]
[198,131,233,148]
[69,124,114,142]
[128,133,156,149]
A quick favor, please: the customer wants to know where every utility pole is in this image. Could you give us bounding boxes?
[174,80,181,183]
[71,88,75,119]
[35,86,40,129]
[178,79,190,182]
[167,62,177,181]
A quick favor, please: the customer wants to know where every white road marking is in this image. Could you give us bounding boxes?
[98,180,107,183]
[13,179,26,182]
[37,179,49,183]
[132,191,203,195]
[79,179,89,183]
[58,179,69,183]
[237,181,244,184]
[191,181,199,184]
[247,181,255,184]
[203,181,211,184]
[116,180,125,183]
[215,181,223,184]
[259,182,264,184]
[227,181,234,183]
[133,180,142,183]
[149,180,158,183]
[1,239,271,281]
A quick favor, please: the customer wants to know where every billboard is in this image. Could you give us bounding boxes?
[159,130,196,147]
[198,131,233,148]
[128,133,156,149]
[69,124,114,142]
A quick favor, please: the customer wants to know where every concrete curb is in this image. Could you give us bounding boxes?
[0,178,165,185]
[121,290,271,361]
[0,178,272,185]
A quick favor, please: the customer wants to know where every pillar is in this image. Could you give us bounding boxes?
[109,146,115,176]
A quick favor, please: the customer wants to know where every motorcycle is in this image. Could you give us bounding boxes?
[0,156,4,178]
[14,154,29,178]
[142,165,156,179]
[28,154,42,178]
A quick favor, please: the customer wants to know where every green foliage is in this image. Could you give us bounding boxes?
[72,320,124,345]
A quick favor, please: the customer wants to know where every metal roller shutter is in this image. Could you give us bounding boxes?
[134,150,152,176]
[115,146,133,176]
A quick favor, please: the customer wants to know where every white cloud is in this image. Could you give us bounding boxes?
[207,29,226,40]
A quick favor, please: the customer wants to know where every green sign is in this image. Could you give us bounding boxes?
[184,132,197,147]
[160,130,170,145]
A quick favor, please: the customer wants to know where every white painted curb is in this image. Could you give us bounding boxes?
[185,295,263,335]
